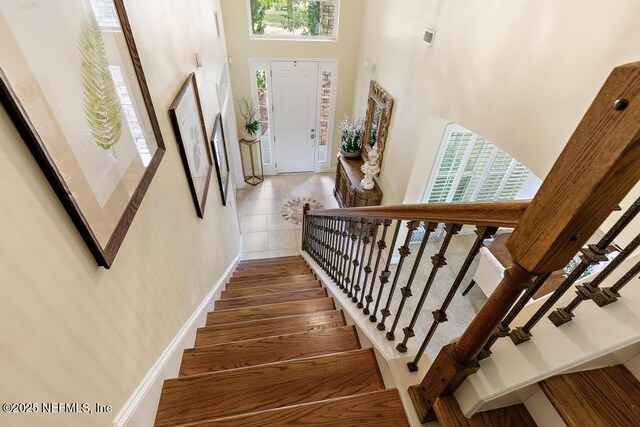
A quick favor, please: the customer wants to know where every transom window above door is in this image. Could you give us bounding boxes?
[248,0,339,40]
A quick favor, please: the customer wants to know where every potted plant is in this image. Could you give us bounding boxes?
[338,114,364,158]
[238,97,261,141]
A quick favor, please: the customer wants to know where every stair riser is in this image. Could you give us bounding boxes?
[230,271,312,281]
[233,265,309,275]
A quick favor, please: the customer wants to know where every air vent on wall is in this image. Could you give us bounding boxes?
[423,28,436,46]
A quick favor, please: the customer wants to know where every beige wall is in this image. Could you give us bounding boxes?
[0,1,241,426]
[221,0,364,170]
[353,0,640,205]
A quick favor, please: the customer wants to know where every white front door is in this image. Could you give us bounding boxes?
[271,61,318,173]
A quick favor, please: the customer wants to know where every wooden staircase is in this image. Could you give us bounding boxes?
[154,255,409,426]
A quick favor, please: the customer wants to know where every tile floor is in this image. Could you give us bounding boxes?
[236,173,338,260]
[236,172,489,362]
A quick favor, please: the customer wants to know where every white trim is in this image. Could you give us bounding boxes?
[315,61,339,172]
[245,0,341,42]
[112,251,242,427]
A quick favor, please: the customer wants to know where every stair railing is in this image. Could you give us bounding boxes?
[301,61,640,422]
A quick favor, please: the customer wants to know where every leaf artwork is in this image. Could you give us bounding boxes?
[79,13,123,150]
[191,126,202,172]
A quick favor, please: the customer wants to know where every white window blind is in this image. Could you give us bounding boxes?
[424,124,536,204]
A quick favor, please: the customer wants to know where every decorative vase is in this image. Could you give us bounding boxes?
[361,148,380,190]
[243,128,260,141]
[340,148,362,158]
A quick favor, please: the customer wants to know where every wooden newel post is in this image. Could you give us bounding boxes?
[409,61,640,422]
[301,203,310,251]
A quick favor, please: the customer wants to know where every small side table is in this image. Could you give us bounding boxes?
[239,138,264,186]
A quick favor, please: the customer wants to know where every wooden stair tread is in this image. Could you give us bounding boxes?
[224,277,319,290]
[236,262,307,272]
[206,297,335,326]
[180,389,409,426]
[215,287,327,310]
[433,395,536,427]
[194,310,345,346]
[232,266,311,277]
[230,271,314,282]
[181,325,360,376]
[221,281,321,299]
[238,256,303,267]
[154,349,384,427]
[539,365,640,427]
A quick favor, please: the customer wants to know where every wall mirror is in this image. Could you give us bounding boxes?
[362,80,394,169]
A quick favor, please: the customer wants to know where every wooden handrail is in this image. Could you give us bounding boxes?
[307,201,530,228]
[409,61,640,422]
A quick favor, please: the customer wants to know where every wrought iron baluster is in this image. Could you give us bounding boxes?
[353,220,373,302]
[328,217,339,280]
[591,258,640,307]
[377,221,420,332]
[387,222,438,341]
[510,197,640,344]
[370,220,402,322]
[359,220,382,309]
[406,226,496,370]
[479,273,551,359]
[390,223,460,342]
[365,219,392,316]
[337,218,350,289]
[321,216,329,271]
[549,232,640,325]
[343,219,358,293]
[348,220,368,298]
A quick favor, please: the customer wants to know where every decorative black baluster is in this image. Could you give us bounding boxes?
[348,220,367,298]
[549,232,640,326]
[328,217,339,281]
[378,221,420,333]
[359,220,382,309]
[370,220,402,322]
[406,226,497,370]
[390,223,459,342]
[510,197,640,345]
[387,222,438,341]
[320,216,329,271]
[365,220,392,316]
[591,258,640,307]
[478,273,551,359]
[345,220,361,295]
[353,220,373,303]
[337,218,350,289]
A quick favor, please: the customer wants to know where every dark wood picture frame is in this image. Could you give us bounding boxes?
[0,0,166,269]
[211,113,230,206]
[362,80,394,169]
[169,73,213,218]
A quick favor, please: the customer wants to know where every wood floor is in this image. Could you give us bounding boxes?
[154,255,409,426]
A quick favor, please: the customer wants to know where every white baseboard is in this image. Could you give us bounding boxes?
[112,251,241,427]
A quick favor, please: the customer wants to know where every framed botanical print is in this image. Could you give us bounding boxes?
[211,113,230,206]
[0,0,166,268]
[169,73,213,218]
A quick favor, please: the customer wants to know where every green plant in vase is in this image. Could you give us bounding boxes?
[338,114,364,158]
[238,97,262,141]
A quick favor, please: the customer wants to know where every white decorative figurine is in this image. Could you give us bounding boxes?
[360,147,380,190]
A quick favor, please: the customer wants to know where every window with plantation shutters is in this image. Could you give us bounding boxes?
[423,124,539,204]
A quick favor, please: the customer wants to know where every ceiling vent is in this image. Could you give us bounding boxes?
[423,28,436,46]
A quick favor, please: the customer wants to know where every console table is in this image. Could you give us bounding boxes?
[334,155,383,208]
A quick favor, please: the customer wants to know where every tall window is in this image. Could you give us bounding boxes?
[425,124,541,204]
[255,70,272,164]
[249,0,338,40]
[318,70,333,162]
